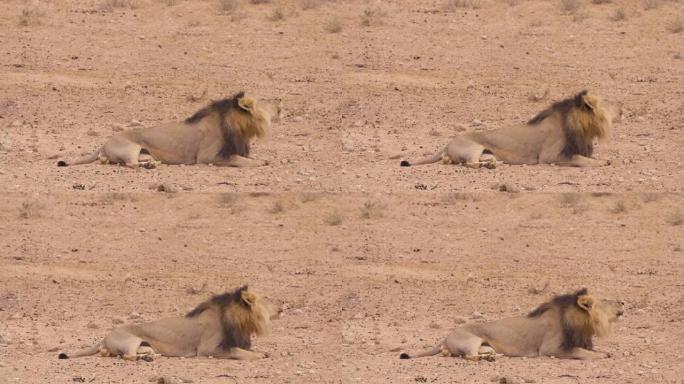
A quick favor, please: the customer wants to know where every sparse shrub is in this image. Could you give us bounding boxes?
[101,0,140,11]
[301,0,321,10]
[446,0,481,10]
[360,201,385,219]
[667,18,684,33]
[667,211,684,226]
[268,8,285,21]
[299,192,319,203]
[324,17,342,33]
[268,200,285,214]
[642,0,659,10]
[610,8,626,21]
[18,201,41,219]
[609,200,627,214]
[218,193,239,207]
[559,193,582,208]
[218,0,240,13]
[360,8,385,27]
[18,6,44,26]
[324,211,343,226]
[560,0,580,13]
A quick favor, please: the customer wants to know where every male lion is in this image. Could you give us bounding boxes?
[58,285,282,360]
[400,91,622,168]
[57,92,280,168]
[400,288,623,361]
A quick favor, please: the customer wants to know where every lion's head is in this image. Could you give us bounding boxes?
[186,285,281,349]
[528,91,618,158]
[528,288,623,352]
[184,92,272,158]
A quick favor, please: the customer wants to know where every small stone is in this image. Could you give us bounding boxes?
[86,130,99,137]
[86,322,99,329]
[112,317,125,324]
[471,119,483,127]
[453,316,467,324]
[454,123,468,132]
[471,311,485,320]
[129,312,143,320]
[129,119,143,127]
[111,124,125,132]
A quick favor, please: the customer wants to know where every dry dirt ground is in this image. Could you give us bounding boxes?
[0,193,682,384]
[0,0,683,384]
[0,0,683,192]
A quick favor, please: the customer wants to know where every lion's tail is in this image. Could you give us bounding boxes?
[400,149,444,167]
[58,341,102,359]
[57,148,101,167]
[399,340,444,359]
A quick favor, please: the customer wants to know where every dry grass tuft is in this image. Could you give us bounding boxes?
[18,201,42,219]
[667,211,684,226]
[301,0,322,10]
[218,0,240,13]
[268,7,285,21]
[360,8,385,27]
[18,6,44,26]
[324,17,343,33]
[101,0,140,11]
[667,17,684,33]
[641,0,660,10]
[299,192,320,203]
[324,211,343,226]
[446,0,481,10]
[609,200,627,214]
[360,201,386,219]
[268,200,286,214]
[591,0,611,3]
[559,193,582,208]
[560,0,580,13]
[610,8,626,21]
[218,193,239,207]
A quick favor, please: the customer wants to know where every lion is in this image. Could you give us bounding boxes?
[56,92,281,168]
[399,288,624,361]
[400,91,622,168]
[58,285,282,361]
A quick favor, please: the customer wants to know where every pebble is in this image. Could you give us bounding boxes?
[129,119,143,127]
[453,316,467,324]
[112,317,125,324]
[86,322,99,329]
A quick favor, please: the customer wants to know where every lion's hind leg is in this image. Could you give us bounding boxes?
[444,138,491,169]
[102,330,147,360]
[102,137,143,168]
[444,330,485,360]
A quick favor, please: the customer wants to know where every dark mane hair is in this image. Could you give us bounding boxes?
[528,288,594,351]
[186,285,253,350]
[527,90,594,158]
[184,91,250,158]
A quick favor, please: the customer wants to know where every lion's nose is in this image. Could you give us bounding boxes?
[617,309,624,316]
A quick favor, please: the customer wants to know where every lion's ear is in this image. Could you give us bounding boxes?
[237,97,256,114]
[577,295,595,312]
[579,92,597,112]
[241,290,257,308]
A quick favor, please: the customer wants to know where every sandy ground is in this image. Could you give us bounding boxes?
[0,0,682,192]
[0,0,683,383]
[1,192,683,383]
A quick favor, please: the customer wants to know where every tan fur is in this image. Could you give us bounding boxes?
[400,289,623,361]
[57,93,281,168]
[58,286,282,361]
[400,91,622,168]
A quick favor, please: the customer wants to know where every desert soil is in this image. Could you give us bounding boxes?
[0,0,683,384]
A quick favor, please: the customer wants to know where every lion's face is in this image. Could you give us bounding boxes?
[597,299,625,322]
[261,296,284,320]
[258,98,283,123]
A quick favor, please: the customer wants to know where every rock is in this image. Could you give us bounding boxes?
[495,377,520,384]
[471,119,483,127]
[129,119,143,127]
[111,123,125,132]
[155,183,178,193]
[86,130,99,137]
[453,316,467,324]
[471,312,485,320]
[129,312,143,320]
[454,123,468,132]
[86,322,99,329]
[112,317,125,324]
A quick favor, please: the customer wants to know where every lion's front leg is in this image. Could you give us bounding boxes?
[554,348,610,360]
[563,155,610,167]
[213,155,268,168]
[209,347,268,360]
